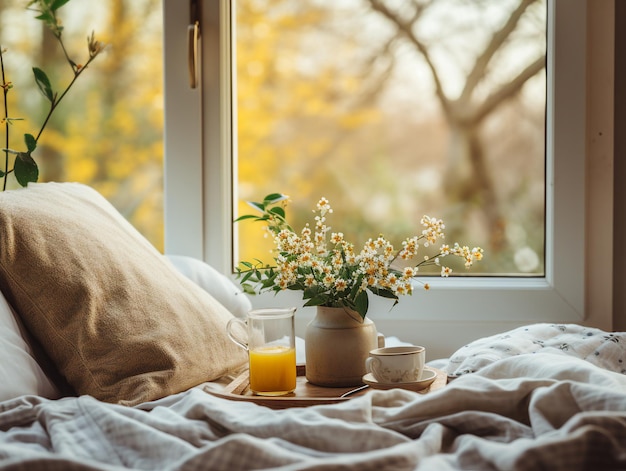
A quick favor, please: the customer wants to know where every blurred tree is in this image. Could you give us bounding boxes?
[366,0,546,253]
[236,0,546,275]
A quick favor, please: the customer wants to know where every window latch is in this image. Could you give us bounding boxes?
[188,0,201,89]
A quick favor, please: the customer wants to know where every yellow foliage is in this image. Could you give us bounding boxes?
[235,0,385,264]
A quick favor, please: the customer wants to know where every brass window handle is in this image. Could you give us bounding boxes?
[188,0,201,89]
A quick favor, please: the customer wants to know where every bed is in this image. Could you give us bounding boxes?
[0,183,624,470]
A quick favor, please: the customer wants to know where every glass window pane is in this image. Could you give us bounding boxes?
[0,0,164,250]
[235,0,546,276]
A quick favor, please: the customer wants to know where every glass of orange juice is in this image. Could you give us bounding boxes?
[227,307,297,396]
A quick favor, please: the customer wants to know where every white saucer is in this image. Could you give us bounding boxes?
[362,368,437,392]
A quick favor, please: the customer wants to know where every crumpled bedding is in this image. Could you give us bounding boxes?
[444,323,626,377]
[0,326,625,471]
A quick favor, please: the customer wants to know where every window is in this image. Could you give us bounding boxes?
[163,0,587,354]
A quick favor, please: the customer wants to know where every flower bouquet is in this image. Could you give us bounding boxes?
[236,193,483,320]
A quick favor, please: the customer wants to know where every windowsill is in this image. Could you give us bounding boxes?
[241,277,584,360]
[244,275,584,324]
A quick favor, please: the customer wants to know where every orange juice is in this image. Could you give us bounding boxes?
[249,345,296,396]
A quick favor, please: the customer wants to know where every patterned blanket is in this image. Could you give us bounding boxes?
[0,324,624,470]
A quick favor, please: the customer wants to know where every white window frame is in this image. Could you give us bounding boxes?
[163,0,594,355]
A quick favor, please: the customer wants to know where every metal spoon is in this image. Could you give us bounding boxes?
[340,384,370,398]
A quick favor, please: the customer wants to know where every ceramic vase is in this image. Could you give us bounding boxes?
[305,306,384,387]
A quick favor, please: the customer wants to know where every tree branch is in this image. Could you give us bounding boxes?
[367,0,452,118]
[474,53,545,123]
[460,0,541,103]
[349,34,398,110]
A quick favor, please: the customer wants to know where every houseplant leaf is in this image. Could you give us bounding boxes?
[14,152,39,186]
[24,133,37,153]
[263,193,288,204]
[32,68,54,102]
[50,0,71,11]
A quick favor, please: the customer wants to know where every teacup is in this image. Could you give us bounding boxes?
[365,345,425,383]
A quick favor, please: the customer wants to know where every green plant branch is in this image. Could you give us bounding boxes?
[57,33,75,70]
[34,54,97,142]
[1,1,104,190]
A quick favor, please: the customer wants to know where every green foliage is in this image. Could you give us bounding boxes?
[234,193,292,233]
[28,0,70,36]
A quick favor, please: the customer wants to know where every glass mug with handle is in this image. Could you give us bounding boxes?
[227,307,297,396]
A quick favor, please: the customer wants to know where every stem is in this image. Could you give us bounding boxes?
[236,264,278,274]
[56,34,75,72]
[34,50,96,143]
[1,46,8,191]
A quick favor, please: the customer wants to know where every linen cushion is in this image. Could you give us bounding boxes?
[166,255,251,318]
[0,182,247,406]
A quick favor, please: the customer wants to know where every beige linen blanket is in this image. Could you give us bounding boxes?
[0,349,624,470]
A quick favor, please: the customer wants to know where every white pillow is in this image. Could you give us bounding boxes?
[445,323,626,377]
[165,255,251,318]
[0,292,61,401]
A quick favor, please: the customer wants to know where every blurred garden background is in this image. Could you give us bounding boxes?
[236,0,546,276]
[0,0,164,248]
[0,0,546,275]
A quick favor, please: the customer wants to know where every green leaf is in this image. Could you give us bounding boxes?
[14,152,39,186]
[354,291,369,319]
[261,275,278,289]
[241,284,257,296]
[263,193,288,204]
[50,0,71,11]
[0,169,5,177]
[24,134,37,153]
[247,201,266,212]
[268,206,286,218]
[32,67,54,102]
[234,214,259,223]
[35,12,54,23]
[349,274,364,298]
[263,193,283,201]
[368,287,399,300]
[303,295,329,307]
[240,271,254,283]
[303,285,324,298]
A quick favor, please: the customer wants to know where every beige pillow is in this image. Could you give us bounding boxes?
[0,182,246,406]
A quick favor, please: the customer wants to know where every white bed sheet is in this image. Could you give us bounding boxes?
[0,323,624,471]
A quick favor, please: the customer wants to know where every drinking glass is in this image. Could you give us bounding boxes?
[227,307,297,396]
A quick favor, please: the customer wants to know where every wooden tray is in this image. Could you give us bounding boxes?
[206,365,447,409]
